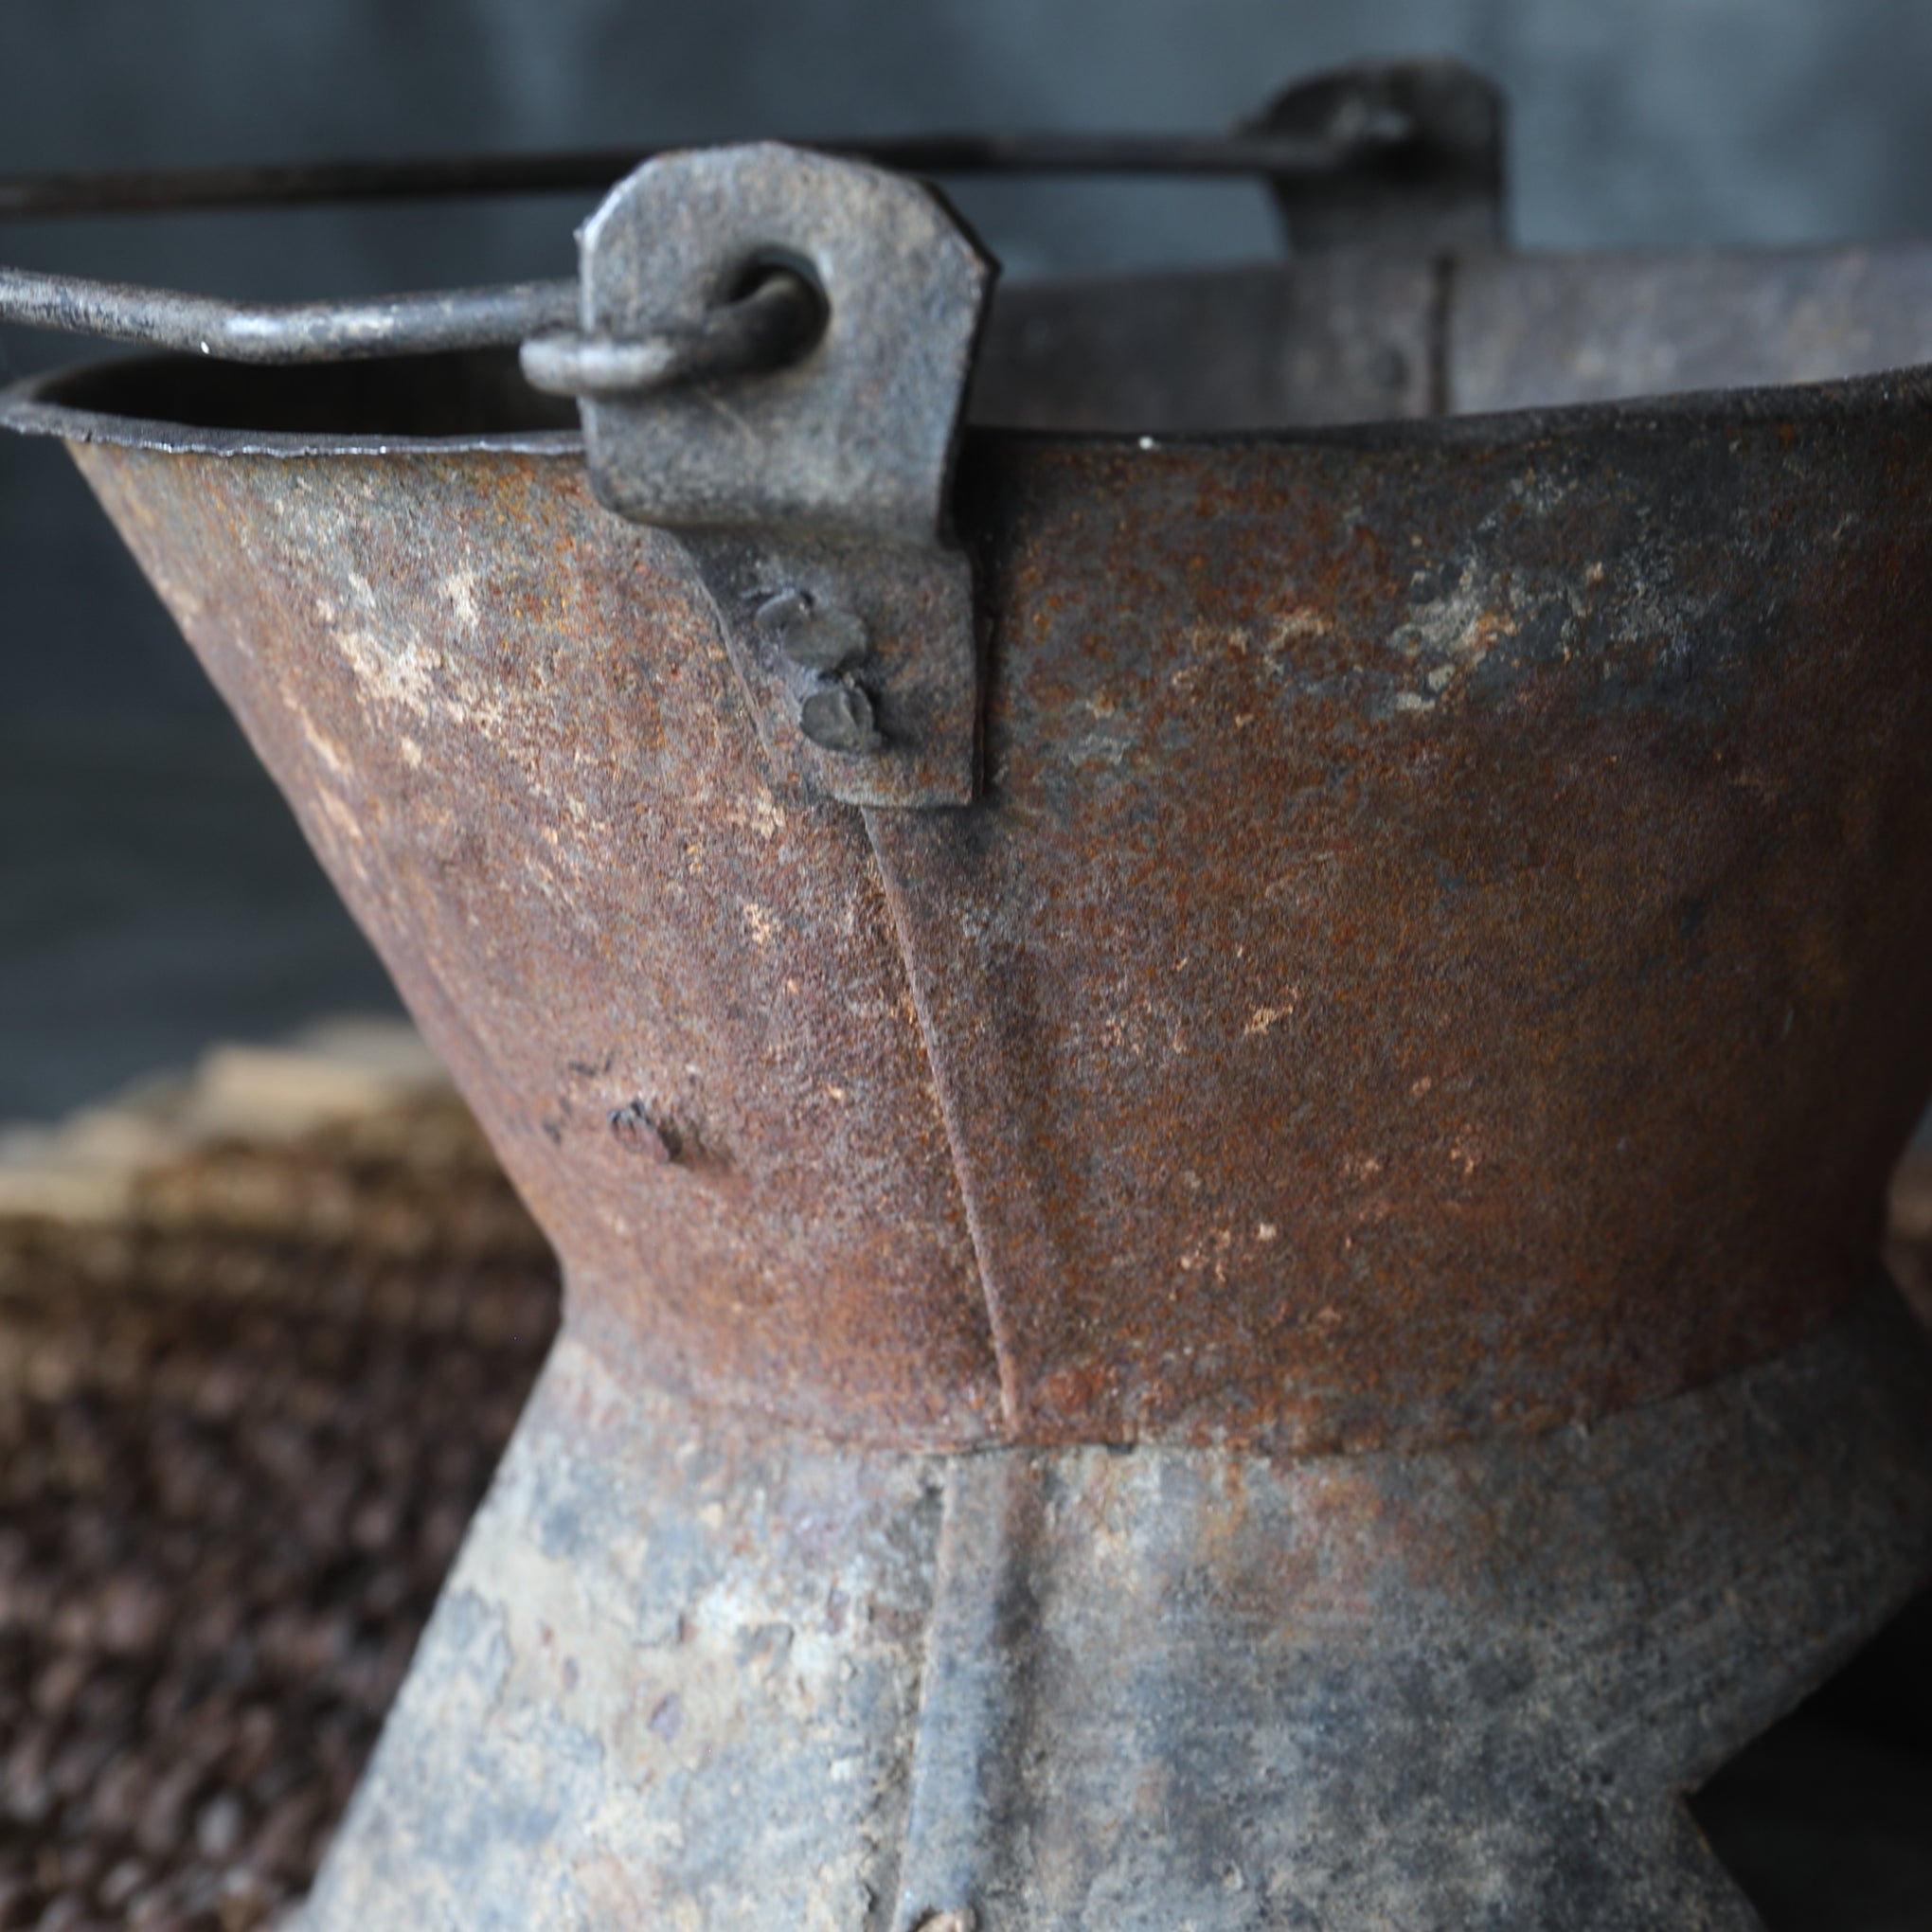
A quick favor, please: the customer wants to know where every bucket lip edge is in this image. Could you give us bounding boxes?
[0,363,587,459]
[6,349,1932,462]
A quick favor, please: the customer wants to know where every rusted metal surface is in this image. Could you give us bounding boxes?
[867,379,1932,1452]
[300,1283,1932,1930]
[56,433,1004,1448]
[8,344,1932,1458]
[11,114,1932,1922]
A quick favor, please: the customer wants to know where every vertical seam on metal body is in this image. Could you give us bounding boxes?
[885,1451,1039,1932]
[863,803,1027,1440]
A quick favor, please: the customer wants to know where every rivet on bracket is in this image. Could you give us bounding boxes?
[754,586,869,672]
[559,142,995,809]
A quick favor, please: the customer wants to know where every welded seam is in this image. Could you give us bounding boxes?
[884,1453,1036,1932]
[862,804,1028,1439]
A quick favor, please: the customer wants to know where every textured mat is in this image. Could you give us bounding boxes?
[0,1032,557,1929]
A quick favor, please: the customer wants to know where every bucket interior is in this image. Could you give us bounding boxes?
[26,244,1932,444]
[38,347,579,442]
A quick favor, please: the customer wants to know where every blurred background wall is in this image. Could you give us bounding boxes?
[7,0,1932,1117]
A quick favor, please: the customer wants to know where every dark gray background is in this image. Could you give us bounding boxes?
[7,0,1932,1117]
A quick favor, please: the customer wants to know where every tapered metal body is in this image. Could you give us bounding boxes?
[9,110,1932,1926]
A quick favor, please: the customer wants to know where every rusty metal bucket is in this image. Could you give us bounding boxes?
[7,59,1932,1930]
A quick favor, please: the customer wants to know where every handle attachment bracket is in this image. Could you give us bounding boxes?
[560,142,996,809]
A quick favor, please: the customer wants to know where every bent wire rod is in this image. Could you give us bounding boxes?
[0,125,1412,219]
[0,260,822,390]
[0,263,577,363]
[0,118,1419,367]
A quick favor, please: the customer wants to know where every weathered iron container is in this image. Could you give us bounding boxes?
[6,61,1932,1929]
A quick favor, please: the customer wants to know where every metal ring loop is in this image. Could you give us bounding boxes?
[518,265,825,400]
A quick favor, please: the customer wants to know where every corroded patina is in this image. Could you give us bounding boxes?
[8,94,1932,1926]
[44,367,1932,1459]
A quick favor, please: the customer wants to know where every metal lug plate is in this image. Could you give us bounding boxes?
[573,143,993,807]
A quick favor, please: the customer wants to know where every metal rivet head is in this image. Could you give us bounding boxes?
[798,679,880,755]
[754,586,868,671]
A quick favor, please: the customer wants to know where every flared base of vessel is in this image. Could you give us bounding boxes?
[303,1279,1932,1931]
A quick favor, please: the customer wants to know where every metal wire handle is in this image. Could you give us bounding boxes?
[0,124,1411,220]
[0,262,576,363]
[0,257,829,400]
[0,120,1415,383]
[0,116,1418,396]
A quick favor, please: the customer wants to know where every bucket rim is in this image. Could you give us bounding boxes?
[7,347,1932,463]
